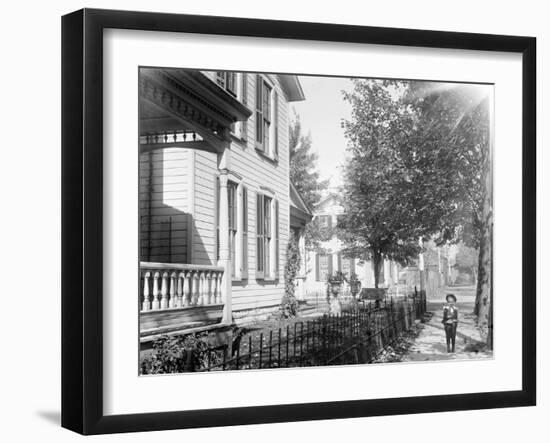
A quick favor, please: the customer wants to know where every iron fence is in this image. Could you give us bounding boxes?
[200,291,426,371]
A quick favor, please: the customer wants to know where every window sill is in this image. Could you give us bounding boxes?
[255,147,278,164]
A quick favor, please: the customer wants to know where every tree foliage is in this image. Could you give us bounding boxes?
[289,112,329,210]
[280,232,300,318]
[454,243,479,273]
[339,78,492,332]
[402,83,490,248]
[339,79,422,287]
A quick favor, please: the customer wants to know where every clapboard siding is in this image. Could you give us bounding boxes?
[192,150,217,266]
[139,72,295,317]
[139,148,192,263]
[229,73,290,313]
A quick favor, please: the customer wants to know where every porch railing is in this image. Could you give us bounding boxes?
[140,262,225,312]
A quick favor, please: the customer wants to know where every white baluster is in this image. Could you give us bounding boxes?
[169,272,177,308]
[192,271,199,305]
[198,272,205,305]
[205,272,212,305]
[183,271,191,306]
[142,271,151,311]
[152,271,160,310]
[216,271,223,304]
[176,272,184,308]
[160,272,169,309]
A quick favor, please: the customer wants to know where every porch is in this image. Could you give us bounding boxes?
[139,67,251,340]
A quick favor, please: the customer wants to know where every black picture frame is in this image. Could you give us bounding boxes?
[61,8,536,435]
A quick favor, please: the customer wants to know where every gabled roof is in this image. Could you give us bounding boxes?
[290,182,312,215]
[290,182,313,228]
[278,75,306,102]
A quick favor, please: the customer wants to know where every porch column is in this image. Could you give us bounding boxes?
[218,169,233,324]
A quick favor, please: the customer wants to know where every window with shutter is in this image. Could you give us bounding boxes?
[255,75,275,156]
[264,196,272,276]
[256,192,278,280]
[255,75,263,146]
[242,186,248,277]
[228,182,238,277]
[256,193,264,277]
[317,253,332,281]
[216,71,237,96]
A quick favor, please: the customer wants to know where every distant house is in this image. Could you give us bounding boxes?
[138,68,306,341]
[304,194,401,297]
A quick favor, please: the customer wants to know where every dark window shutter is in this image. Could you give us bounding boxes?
[273,90,279,158]
[227,72,236,96]
[328,253,333,277]
[275,199,279,278]
[337,253,342,272]
[255,75,263,146]
[256,192,264,277]
[241,74,248,141]
[242,186,248,277]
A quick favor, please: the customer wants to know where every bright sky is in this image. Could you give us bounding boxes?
[291,76,354,189]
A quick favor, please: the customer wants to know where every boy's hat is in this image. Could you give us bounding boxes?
[446,293,457,303]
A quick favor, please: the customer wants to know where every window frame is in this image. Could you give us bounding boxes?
[316,252,333,282]
[216,175,248,281]
[216,71,237,97]
[255,75,278,160]
[256,191,279,281]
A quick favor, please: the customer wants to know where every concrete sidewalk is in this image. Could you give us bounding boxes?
[402,286,492,362]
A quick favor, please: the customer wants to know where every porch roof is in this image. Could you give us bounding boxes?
[139,68,253,153]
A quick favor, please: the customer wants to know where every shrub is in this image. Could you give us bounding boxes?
[140,333,222,374]
[280,233,300,318]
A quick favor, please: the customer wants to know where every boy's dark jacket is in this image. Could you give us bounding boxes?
[442,305,458,324]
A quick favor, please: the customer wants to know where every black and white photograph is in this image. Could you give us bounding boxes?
[138,68,494,374]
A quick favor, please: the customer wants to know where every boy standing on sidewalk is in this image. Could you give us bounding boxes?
[442,294,458,353]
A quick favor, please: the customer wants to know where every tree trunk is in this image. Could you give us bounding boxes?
[372,249,382,289]
[474,236,484,316]
[475,130,493,349]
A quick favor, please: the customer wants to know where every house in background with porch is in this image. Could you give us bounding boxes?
[139,68,306,342]
[304,194,402,299]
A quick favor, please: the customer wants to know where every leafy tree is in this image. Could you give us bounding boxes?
[289,112,329,210]
[454,243,479,281]
[303,216,335,251]
[339,78,492,347]
[339,79,423,287]
[403,83,492,342]
[289,112,330,250]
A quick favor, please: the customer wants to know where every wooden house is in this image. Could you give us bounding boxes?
[305,194,400,297]
[139,68,306,341]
